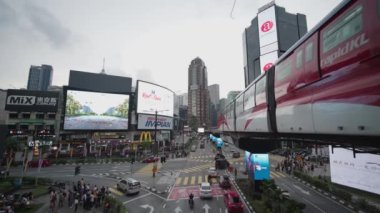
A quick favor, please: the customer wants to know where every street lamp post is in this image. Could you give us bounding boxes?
[154,110,158,155]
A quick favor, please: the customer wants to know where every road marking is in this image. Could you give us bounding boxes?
[302,198,326,213]
[293,184,310,195]
[183,177,189,185]
[109,187,124,196]
[124,193,152,204]
[175,177,182,185]
[198,176,202,184]
[190,176,196,185]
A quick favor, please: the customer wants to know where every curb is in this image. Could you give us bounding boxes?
[227,171,254,213]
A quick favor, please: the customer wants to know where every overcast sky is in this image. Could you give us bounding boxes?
[0,0,342,98]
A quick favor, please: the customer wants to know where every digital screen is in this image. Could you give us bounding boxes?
[329,146,380,195]
[137,81,174,117]
[64,90,129,130]
[245,151,270,180]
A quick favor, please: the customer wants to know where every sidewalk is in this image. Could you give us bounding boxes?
[34,193,104,213]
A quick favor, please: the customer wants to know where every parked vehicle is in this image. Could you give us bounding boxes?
[142,156,159,163]
[224,191,244,213]
[199,182,212,199]
[116,178,141,195]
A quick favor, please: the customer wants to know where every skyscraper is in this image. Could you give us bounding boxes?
[188,57,209,128]
[227,91,241,104]
[243,2,307,87]
[208,84,220,128]
[27,65,53,91]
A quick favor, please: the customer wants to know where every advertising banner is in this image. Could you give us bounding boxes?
[137,114,173,130]
[5,89,59,112]
[137,81,174,117]
[329,146,380,195]
[64,89,129,130]
[258,5,278,49]
[245,151,270,180]
[260,51,278,73]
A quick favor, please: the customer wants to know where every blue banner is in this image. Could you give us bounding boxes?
[245,151,270,180]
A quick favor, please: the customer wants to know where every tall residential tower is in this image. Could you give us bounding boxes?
[27,64,53,91]
[188,57,209,128]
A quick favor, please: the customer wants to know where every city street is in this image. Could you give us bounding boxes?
[6,137,354,213]
[269,155,353,213]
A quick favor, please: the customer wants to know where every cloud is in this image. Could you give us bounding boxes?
[24,2,72,48]
[0,0,18,28]
[135,68,154,84]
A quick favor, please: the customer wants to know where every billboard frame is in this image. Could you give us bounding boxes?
[135,80,175,117]
[62,86,132,132]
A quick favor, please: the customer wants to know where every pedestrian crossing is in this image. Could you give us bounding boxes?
[179,163,213,174]
[91,171,130,178]
[270,171,287,179]
[189,158,244,166]
[134,162,162,175]
[175,175,219,186]
[190,154,233,159]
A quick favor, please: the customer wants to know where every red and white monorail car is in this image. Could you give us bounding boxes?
[218,0,380,144]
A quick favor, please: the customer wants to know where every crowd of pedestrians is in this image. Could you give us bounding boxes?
[275,153,328,176]
[49,178,112,213]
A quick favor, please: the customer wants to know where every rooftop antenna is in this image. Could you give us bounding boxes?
[100,57,106,74]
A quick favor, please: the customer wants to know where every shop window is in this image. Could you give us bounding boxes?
[9,113,18,119]
[22,113,31,119]
[36,113,45,119]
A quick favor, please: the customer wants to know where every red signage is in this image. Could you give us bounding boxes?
[261,21,273,32]
[263,63,274,71]
[168,185,228,200]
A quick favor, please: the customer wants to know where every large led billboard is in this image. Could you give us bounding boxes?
[245,151,270,180]
[329,146,380,195]
[64,89,129,130]
[137,81,174,117]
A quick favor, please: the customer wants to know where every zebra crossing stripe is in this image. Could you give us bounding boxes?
[183,177,189,185]
[175,177,182,185]
[109,187,124,196]
[190,176,196,185]
[198,176,202,184]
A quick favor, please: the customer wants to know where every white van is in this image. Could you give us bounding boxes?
[116,178,141,195]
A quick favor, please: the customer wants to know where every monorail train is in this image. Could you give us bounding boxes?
[218,0,380,145]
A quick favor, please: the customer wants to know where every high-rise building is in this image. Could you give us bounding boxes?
[243,2,307,87]
[27,65,53,91]
[219,98,227,113]
[227,91,241,104]
[178,93,188,106]
[208,84,220,128]
[188,57,209,128]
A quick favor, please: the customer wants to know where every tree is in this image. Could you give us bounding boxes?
[4,137,23,178]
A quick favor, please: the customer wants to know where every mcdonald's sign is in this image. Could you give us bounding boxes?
[139,132,152,143]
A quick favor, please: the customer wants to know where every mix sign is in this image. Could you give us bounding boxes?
[5,89,59,112]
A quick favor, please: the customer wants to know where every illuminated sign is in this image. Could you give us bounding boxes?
[139,132,152,143]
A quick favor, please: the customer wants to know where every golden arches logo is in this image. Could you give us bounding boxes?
[139,131,152,143]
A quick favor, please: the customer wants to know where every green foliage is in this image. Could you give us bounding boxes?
[5,137,23,151]
[104,195,128,213]
[65,94,82,115]
[0,181,13,193]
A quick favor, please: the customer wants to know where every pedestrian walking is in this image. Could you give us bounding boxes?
[74,196,79,213]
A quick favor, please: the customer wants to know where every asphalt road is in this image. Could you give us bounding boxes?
[269,155,353,213]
